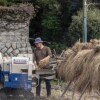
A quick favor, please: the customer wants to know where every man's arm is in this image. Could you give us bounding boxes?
[40,55,50,62]
[40,47,52,62]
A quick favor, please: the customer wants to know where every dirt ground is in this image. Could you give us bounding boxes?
[0,82,100,100]
[32,82,100,100]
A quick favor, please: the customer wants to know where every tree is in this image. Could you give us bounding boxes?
[29,0,62,42]
[0,0,26,6]
[68,7,100,46]
[41,0,62,42]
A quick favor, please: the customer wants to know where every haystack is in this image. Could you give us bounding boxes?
[65,49,92,81]
[57,42,93,81]
[57,49,75,80]
[75,45,100,92]
[72,42,93,53]
[90,39,100,46]
[57,39,100,93]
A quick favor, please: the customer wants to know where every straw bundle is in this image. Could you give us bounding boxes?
[65,50,92,81]
[57,48,91,80]
[72,42,93,53]
[38,59,49,69]
[57,39,100,93]
[64,48,74,56]
[90,39,100,46]
[74,46,100,92]
[92,56,100,92]
[93,45,100,52]
[57,49,75,80]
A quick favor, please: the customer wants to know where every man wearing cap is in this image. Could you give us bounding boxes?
[33,37,52,97]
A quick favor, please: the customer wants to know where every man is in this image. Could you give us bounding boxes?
[33,37,52,97]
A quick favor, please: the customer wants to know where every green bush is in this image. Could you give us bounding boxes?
[0,0,7,6]
[50,42,66,54]
[0,0,23,6]
[68,7,100,44]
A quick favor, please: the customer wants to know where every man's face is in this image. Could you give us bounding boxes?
[35,42,42,48]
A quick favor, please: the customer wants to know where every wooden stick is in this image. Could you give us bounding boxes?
[78,80,90,100]
[60,81,72,97]
[72,85,76,100]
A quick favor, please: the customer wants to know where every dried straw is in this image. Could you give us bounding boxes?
[65,50,92,81]
[38,59,49,69]
[57,49,75,80]
[92,55,100,92]
[57,39,100,93]
[72,42,93,53]
[72,45,100,92]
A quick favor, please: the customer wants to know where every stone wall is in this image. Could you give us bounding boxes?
[0,21,29,42]
[0,20,32,56]
[0,4,35,56]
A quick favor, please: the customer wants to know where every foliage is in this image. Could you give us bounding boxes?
[4,0,83,51]
[36,0,57,6]
[42,14,60,30]
[2,0,100,52]
[0,4,35,22]
[68,8,100,45]
[50,42,66,54]
[0,0,26,6]
[29,0,83,49]
[0,0,7,6]
[29,0,63,43]
[41,11,62,42]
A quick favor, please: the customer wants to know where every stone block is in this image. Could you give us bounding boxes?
[10,36,16,42]
[0,37,3,42]
[7,48,13,54]
[21,43,27,48]
[12,49,20,55]
[9,53,14,57]
[6,43,11,48]
[17,43,21,48]
[21,40,26,42]
[15,32,21,35]
[27,43,31,47]
[15,36,21,42]
[0,43,5,49]
[12,43,16,49]
[1,47,8,53]
[20,48,26,51]
[4,53,8,56]
[9,31,15,36]
[0,32,7,36]
[27,47,32,54]
[21,31,28,36]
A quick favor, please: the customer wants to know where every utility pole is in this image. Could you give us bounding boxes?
[83,0,87,42]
